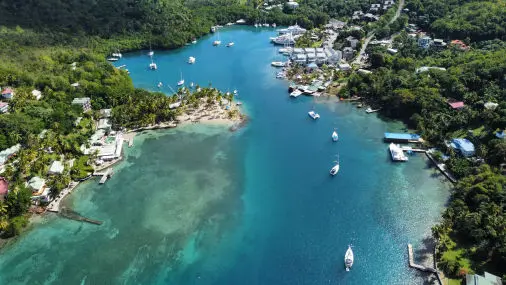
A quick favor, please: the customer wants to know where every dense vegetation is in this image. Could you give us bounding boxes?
[407,0,506,41]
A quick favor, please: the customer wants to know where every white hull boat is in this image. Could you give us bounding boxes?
[330,162,339,176]
[148,51,154,57]
[290,90,302,97]
[271,61,285,67]
[107,58,119,62]
[389,143,408,161]
[308,110,320,120]
[149,62,157,70]
[188,56,196,64]
[226,42,235,47]
[332,130,338,142]
[345,246,354,271]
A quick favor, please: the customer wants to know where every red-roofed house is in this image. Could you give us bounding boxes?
[449,101,465,109]
[1,88,14,99]
[450,40,469,51]
[0,177,8,200]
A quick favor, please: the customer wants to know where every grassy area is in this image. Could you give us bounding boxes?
[441,248,472,275]
[447,278,463,285]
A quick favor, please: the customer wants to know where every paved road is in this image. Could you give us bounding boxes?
[351,0,405,66]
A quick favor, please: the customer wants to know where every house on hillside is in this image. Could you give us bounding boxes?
[285,1,299,9]
[48,161,64,175]
[418,36,432,49]
[451,138,475,157]
[1,88,14,99]
[31,89,42,100]
[0,102,8,113]
[450,40,470,51]
[27,176,51,203]
[448,101,465,110]
[71,97,91,112]
[0,177,8,201]
[466,272,502,285]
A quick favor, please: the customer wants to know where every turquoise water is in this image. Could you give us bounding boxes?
[0,27,450,284]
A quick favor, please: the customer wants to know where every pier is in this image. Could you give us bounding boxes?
[128,138,133,147]
[384,132,423,143]
[425,152,457,183]
[93,168,113,184]
[407,244,443,285]
[59,207,102,225]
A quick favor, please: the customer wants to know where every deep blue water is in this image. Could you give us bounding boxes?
[0,26,449,285]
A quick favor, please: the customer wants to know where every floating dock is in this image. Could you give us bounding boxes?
[384,132,422,143]
[93,168,113,184]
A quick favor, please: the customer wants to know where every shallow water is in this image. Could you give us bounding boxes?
[0,26,450,285]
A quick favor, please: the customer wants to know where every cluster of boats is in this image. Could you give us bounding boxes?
[289,81,329,97]
[389,143,409,162]
[269,24,306,45]
[107,52,122,62]
[254,23,276,28]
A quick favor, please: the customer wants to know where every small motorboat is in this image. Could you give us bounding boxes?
[332,129,339,142]
[188,56,196,64]
[271,61,285,67]
[236,102,243,106]
[149,62,157,70]
[290,89,302,97]
[233,89,238,95]
[177,79,185,86]
[213,40,221,46]
[272,23,277,28]
[226,42,235,47]
[330,162,340,176]
[107,57,119,62]
[148,50,154,57]
[308,110,320,120]
[345,245,354,271]
[112,52,122,58]
[192,39,197,44]
[157,82,163,88]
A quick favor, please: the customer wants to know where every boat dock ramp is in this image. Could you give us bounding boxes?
[93,168,113,184]
[407,244,442,285]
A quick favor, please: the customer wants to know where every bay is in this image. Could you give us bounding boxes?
[0,26,450,285]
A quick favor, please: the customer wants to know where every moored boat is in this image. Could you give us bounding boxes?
[332,129,339,142]
[107,57,119,62]
[188,56,196,64]
[226,42,235,47]
[149,61,157,70]
[389,143,408,162]
[330,159,340,176]
[345,245,354,271]
[290,89,302,97]
[271,61,285,67]
[308,110,320,120]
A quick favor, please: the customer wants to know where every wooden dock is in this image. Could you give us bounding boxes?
[93,168,113,184]
[425,152,457,183]
[400,146,427,153]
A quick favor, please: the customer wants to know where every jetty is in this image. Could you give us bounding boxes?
[59,207,102,225]
[425,151,457,183]
[93,168,113,184]
[407,244,443,285]
[400,146,427,153]
[384,132,422,143]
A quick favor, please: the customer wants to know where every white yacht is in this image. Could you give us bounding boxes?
[226,42,235,47]
[271,33,297,45]
[149,61,157,70]
[290,89,302,97]
[254,23,258,28]
[271,61,285,67]
[308,110,320,120]
[345,246,354,271]
[389,143,408,162]
[148,50,154,57]
[277,24,307,36]
[188,56,196,64]
[213,30,221,46]
[157,82,163,88]
[192,39,197,44]
[112,52,122,58]
[272,23,277,28]
[332,129,339,142]
[107,57,119,62]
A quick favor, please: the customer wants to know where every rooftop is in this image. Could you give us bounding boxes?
[1,88,13,95]
[0,177,8,196]
[0,144,21,165]
[448,101,465,109]
[466,272,502,285]
[27,176,46,192]
[451,138,475,153]
[49,161,64,174]
[384,133,421,141]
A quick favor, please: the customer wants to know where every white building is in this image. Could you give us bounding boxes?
[99,109,112,118]
[285,1,299,9]
[48,161,65,175]
[0,102,8,113]
[31,89,42,100]
[338,63,352,71]
[72,97,91,112]
[97,118,111,130]
[27,176,51,202]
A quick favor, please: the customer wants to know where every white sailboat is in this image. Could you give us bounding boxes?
[332,129,339,142]
[345,245,354,271]
[330,155,340,176]
[177,72,185,86]
[157,82,163,88]
[308,110,320,119]
[188,56,196,64]
[149,58,157,70]
[226,42,235,47]
[213,30,221,46]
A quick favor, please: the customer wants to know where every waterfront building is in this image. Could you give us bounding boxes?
[27,176,51,203]
[99,109,112,118]
[451,138,475,157]
[98,118,112,130]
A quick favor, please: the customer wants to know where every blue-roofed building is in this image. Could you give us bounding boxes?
[495,130,506,139]
[384,133,421,143]
[451,138,475,157]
